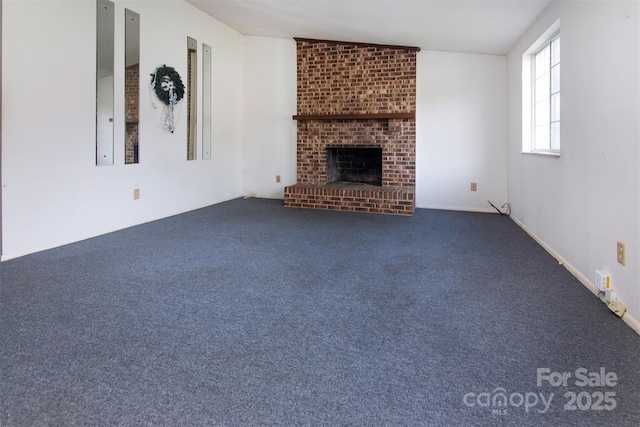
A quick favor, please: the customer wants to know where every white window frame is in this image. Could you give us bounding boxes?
[522,20,560,156]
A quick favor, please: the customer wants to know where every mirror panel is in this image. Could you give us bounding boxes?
[187,37,197,161]
[96,0,114,166]
[202,43,211,160]
[125,9,140,164]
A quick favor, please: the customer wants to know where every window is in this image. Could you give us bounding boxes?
[533,36,560,151]
[522,21,560,155]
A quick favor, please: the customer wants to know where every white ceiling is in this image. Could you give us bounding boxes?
[185,0,553,55]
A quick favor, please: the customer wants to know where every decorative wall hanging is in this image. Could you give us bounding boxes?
[149,65,185,133]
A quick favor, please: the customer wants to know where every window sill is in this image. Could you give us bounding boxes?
[521,150,561,157]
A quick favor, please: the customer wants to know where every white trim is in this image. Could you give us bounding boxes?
[0,195,243,262]
[525,19,561,56]
[415,205,497,214]
[510,214,640,336]
[521,150,561,157]
[622,313,640,335]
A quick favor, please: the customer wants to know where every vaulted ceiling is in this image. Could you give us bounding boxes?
[185,0,552,55]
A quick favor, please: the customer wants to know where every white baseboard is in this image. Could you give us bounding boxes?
[415,204,496,214]
[510,215,640,336]
[242,193,285,200]
[621,310,640,334]
[1,195,244,262]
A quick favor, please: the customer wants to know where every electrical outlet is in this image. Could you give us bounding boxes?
[470,182,477,191]
[617,241,626,266]
[276,175,281,183]
[133,188,140,200]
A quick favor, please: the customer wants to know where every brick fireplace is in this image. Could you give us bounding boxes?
[284,38,419,215]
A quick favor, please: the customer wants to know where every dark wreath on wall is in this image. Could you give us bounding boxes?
[150,65,185,105]
[150,65,185,133]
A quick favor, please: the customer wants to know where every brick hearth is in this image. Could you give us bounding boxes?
[285,182,414,215]
[284,38,419,216]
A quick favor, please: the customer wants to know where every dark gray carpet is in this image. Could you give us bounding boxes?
[1,198,639,426]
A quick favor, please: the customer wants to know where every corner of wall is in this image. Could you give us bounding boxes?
[510,214,640,336]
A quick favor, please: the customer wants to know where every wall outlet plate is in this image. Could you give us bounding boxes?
[617,241,626,266]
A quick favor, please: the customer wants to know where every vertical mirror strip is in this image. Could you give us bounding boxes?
[125,9,140,164]
[202,43,211,160]
[187,37,197,160]
[96,0,114,166]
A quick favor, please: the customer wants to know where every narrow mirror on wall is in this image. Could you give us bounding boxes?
[125,9,140,164]
[202,43,211,160]
[187,37,197,161]
[96,0,114,166]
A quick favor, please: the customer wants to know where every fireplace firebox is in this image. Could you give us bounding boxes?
[327,147,382,186]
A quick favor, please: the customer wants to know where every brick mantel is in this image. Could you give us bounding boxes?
[284,38,418,215]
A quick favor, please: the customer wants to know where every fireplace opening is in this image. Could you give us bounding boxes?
[327,147,382,186]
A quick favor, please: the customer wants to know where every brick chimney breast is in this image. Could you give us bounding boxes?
[285,39,418,215]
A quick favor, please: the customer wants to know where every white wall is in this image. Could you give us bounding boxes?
[507,1,640,324]
[242,36,297,198]
[416,51,508,212]
[1,0,244,259]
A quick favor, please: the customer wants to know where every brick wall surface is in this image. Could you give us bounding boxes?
[125,64,139,164]
[286,39,417,215]
[296,40,416,115]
